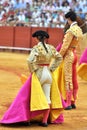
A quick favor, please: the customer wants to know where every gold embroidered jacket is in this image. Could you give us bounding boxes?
[59,24,83,90]
[27,42,63,73]
[60,24,83,57]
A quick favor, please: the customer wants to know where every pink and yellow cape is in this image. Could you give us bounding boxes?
[78,48,87,81]
[0,71,64,124]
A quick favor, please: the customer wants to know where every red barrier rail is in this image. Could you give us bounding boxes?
[0,27,64,49]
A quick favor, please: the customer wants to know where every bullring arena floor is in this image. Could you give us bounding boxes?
[0,51,87,130]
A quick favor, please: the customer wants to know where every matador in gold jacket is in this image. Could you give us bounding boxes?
[59,11,83,110]
[27,30,64,126]
[0,30,64,127]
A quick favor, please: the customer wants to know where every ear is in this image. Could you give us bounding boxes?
[35,37,39,42]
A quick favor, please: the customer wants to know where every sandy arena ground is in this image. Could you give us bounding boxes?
[0,51,87,130]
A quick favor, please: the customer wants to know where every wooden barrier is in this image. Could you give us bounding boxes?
[0,27,14,47]
[14,27,31,48]
[47,28,64,47]
[0,26,85,59]
[0,27,64,49]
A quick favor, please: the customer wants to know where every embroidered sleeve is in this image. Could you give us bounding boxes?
[49,45,63,71]
[27,47,39,73]
[59,31,73,57]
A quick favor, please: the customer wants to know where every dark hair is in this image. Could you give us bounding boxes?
[64,15,87,34]
[65,11,77,21]
[32,30,49,53]
[32,30,49,39]
[37,36,48,53]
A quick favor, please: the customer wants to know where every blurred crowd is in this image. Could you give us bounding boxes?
[0,0,87,27]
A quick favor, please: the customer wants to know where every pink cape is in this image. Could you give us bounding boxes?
[56,43,62,51]
[0,74,65,124]
[0,74,45,124]
[79,48,87,64]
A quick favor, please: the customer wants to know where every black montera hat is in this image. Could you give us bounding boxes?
[32,30,49,38]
